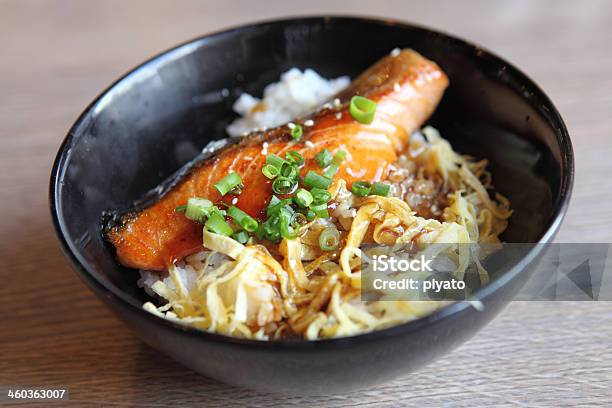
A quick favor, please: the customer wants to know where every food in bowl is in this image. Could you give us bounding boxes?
[105,49,512,340]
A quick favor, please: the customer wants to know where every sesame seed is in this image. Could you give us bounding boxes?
[394,83,401,92]
[263,142,269,148]
[287,122,295,129]
[390,48,400,57]
[335,112,342,120]
[231,197,238,205]
[305,141,315,148]
[304,119,314,127]
[333,98,341,107]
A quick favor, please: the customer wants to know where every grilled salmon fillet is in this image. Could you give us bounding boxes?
[106,49,449,271]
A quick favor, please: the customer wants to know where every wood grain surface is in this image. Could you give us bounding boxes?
[1,1,611,406]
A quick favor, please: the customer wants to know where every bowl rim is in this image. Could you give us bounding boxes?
[50,15,574,349]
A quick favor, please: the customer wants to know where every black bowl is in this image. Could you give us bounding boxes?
[50,16,573,395]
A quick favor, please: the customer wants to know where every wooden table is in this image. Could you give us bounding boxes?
[2,1,611,406]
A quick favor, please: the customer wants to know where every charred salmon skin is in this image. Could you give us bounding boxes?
[106,49,449,270]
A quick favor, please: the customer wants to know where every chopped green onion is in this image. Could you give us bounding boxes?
[303,171,331,189]
[212,207,226,217]
[263,217,281,243]
[306,209,316,221]
[318,209,330,218]
[267,195,281,211]
[205,212,233,236]
[315,149,333,168]
[286,151,304,166]
[294,188,313,208]
[183,198,213,222]
[227,206,259,232]
[266,153,285,169]
[349,95,377,124]
[283,204,295,216]
[278,208,298,239]
[310,202,329,218]
[352,181,372,197]
[272,177,297,195]
[175,205,187,213]
[267,230,281,243]
[292,212,308,227]
[372,181,390,197]
[322,149,346,179]
[319,227,340,251]
[291,124,303,140]
[323,163,339,179]
[255,223,265,240]
[268,201,293,218]
[280,162,298,179]
[310,187,331,204]
[333,149,347,162]
[261,215,281,242]
[233,230,250,244]
[214,172,242,196]
[280,224,297,239]
[282,203,295,215]
[266,196,290,217]
[262,164,280,179]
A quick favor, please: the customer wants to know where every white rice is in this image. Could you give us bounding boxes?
[138,250,229,297]
[225,68,349,136]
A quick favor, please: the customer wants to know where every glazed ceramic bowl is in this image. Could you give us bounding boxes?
[50,16,573,395]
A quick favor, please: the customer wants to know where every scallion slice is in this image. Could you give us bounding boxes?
[292,212,308,227]
[294,188,313,208]
[303,171,331,189]
[310,187,331,204]
[278,208,298,239]
[280,162,298,179]
[267,229,281,243]
[286,151,304,166]
[261,215,281,242]
[266,196,285,216]
[267,195,281,211]
[291,124,303,140]
[272,177,297,195]
[310,202,329,218]
[255,223,265,240]
[333,149,347,162]
[205,212,233,236]
[323,163,339,179]
[315,149,333,168]
[267,198,293,217]
[227,206,259,232]
[349,95,377,124]
[306,209,316,221]
[266,153,285,169]
[372,181,390,197]
[262,164,280,179]
[319,227,340,251]
[183,198,213,222]
[214,172,242,196]
[232,230,250,244]
[352,181,372,197]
